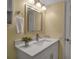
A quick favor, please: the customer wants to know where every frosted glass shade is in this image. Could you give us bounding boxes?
[36,2,42,8]
[28,0,35,4]
[42,6,46,10]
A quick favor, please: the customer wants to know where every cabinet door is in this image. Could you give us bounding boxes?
[16,49,32,59]
[52,42,58,59]
[34,42,58,59]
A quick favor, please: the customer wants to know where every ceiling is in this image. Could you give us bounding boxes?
[39,0,64,6]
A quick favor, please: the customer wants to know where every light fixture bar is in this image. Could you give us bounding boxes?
[24,0,46,11]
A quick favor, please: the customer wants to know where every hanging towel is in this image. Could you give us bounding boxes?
[16,15,24,34]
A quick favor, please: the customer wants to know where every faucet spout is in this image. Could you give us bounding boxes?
[36,33,39,41]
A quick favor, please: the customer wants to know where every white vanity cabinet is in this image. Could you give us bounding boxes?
[34,42,58,59]
[15,38,59,59]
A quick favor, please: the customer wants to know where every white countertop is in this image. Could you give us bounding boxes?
[15,38,59,57]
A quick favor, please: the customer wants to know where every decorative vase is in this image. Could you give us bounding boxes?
[25,41,29,46]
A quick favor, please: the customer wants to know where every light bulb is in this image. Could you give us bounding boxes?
[28,0,35,4]
[24,3,26,5]
[36,2,42,8]
[42,6,46,11]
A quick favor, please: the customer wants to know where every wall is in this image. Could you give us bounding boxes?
[7,0,25,59]
[45,2,64,59]
[7,0,44,59]
[45,2,64,38]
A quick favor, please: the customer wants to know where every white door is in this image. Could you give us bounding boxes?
[64,0,71,59]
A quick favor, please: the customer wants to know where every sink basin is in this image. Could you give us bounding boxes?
[36,40,50,43]
[33,39,51,45]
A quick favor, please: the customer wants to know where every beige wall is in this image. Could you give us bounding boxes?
[7,0,44,59]
[7,0,26,59]
[7,0,64,59]
[45,2,64,38]
[45,2,64,59]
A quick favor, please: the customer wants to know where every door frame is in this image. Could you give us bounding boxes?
[63,0,71,59]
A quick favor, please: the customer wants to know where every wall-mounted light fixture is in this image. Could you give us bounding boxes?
[28,0,35,4]
[36,0,46,10]
[36,2,42,8]
[24,0,46,11]
[42,6,46,11]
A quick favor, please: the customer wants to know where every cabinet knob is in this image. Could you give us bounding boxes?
[65,38,71,44]
[66,38,70,41]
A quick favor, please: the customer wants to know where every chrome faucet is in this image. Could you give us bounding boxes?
[36,33,39,41]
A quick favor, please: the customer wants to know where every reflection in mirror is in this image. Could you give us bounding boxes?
[27,8,42,32]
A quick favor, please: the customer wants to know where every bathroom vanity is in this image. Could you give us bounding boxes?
[15,38,59,59]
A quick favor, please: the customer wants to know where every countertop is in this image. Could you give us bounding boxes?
[15,38,59,57]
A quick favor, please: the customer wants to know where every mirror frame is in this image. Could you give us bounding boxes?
[24,4,44,34]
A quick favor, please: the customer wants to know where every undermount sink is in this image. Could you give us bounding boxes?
[27,38,52,46]
[32,39,52,45]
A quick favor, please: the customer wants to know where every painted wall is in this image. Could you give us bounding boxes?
[7,0,25,59]
[45,2,64,59]
[45,2,64,38]
[7,0,64,59]
[7,0,44,59]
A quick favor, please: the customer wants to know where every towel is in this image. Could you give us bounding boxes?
[16,15,24,34]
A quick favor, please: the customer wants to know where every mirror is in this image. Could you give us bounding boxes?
[27,8,42,32]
